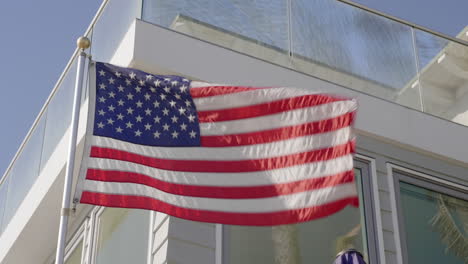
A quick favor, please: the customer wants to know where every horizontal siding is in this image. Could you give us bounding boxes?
[377,171,390,191]
[167,239,215,264]
[378,190,392,212]
[381,210,394,232]
[385,251,398,264]
[169,218,215,249]
[153,212,169,233]
[383,230,397,252]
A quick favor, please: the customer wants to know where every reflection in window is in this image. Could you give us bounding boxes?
[65,240,83,264]
[95,208,149,264]
[224,169,368,263]
[400,182,468,264]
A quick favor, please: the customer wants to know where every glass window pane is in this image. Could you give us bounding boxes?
[40,59,77,171]
[95,208,149,264]
[291,0,420,110]
[2,115,46,229]
[400,182,468,264]
[224,169,368,263]
[65,240,83,264]
[0,176,10,234]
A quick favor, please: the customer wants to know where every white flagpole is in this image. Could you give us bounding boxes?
[54,36,90,264]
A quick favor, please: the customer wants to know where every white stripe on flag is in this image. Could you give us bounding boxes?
[199,100,356,135]
[83,180,357,213]
[86,154,354,186]
[91,127,352,160]
[193,87,317,111]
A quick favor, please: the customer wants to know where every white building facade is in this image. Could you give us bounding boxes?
[1,0,468,263]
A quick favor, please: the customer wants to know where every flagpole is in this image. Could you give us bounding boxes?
[55,36,90,264]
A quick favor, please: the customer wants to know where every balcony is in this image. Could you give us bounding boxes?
[1,0,467,247]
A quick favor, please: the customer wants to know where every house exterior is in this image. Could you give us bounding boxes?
[1,0,468,263]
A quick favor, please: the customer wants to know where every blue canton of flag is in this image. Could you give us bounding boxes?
[93,62,201,146]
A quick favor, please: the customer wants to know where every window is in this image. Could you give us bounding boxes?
[223,160,379,263]
[93,208,150,264]
[395,171,468,264]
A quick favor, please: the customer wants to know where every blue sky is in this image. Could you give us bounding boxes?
[0,0,467,175]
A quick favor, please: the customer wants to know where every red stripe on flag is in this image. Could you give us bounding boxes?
[80,191,359,226]
[201,112,355,147]
[198,94,344,123]
[90,141,355,173]
[86,169,355,199]
[190,85,264,98]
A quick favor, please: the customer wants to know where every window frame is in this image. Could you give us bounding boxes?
[89,206,152,264]
[89,206,106,264]
[47,220,88,264]
[63,224,86,264]
[220,156,381,264]
[355,157,380,264]
[392,167,468,264]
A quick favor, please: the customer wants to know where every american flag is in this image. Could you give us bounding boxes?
[74,62,358,226]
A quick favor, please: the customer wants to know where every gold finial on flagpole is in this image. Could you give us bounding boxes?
[76,36,91,50]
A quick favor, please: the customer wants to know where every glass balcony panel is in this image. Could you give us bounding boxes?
[142,0,291,67]
[0,176,10,235]
[40,59,77,171]
[291,0,421,110]
[91,0,142,63]
[2,115,46,230]
[414,29,468,126]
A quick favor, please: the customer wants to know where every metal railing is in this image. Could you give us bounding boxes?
[337,0,468,47]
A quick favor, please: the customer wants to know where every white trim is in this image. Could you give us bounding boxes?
[386,163,404,264]
[215,224,223,264]
[46,220,88,264]
[89,206,105,264]
[355,153,386,264]
[389,163,468,191]
[64,221,86,264]
[83,216,94,264]
[148,211,155,264]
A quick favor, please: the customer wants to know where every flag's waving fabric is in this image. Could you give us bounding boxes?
[74,62,358,226]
